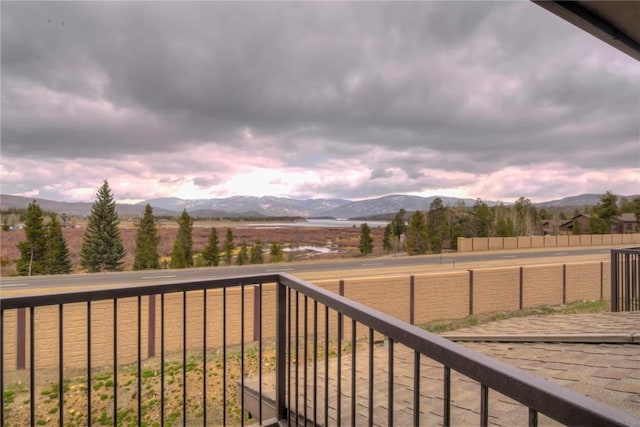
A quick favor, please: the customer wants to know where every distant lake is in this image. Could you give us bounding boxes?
[247,218,389,228]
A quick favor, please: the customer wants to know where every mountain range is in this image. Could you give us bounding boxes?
[1,193,632,219]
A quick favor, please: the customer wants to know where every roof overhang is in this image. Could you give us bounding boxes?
[532,1,640,61]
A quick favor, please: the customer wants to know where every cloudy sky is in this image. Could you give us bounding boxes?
[2,1,638,204]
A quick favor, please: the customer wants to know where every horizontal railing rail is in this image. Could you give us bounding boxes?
[1,273,637,426]
[611,248,640,312]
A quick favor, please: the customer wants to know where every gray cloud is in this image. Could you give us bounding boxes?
[1,1,638,201]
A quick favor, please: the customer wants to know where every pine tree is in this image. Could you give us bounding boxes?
[250,239,264,264]
[472,199,493,237]
[202,227,220,266]
[391,209,407,252]
[170,209,193,268]
[237,242,249,265]
[133,204,160,270]
[593,191,620,231]
[270,242,284,263]
[427,198,449,254]
[359,223,373,256]
[406,210,429,255]
[80,181,126,272]
[44,215,72,274]
[16,201,48,275]
[382,223,393,253]
[223,228,235,265]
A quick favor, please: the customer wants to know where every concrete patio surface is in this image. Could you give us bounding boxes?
[244,312,640,426]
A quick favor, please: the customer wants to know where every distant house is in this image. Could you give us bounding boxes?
[614,213,638,234]
[541,219,563,236]
[559,214,590,235]
[560,213,638,235]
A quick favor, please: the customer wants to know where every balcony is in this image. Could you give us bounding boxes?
[1,272,638,426]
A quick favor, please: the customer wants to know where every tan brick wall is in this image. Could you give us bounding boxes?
[566,263,603,303]
[488,238,503,250]
[543,236,557,248]
[3,261,613,373]
[413,272,469,324]
[522,265,563,308]
[531,236,544,248]
[458,233,640,252]
[504,237,518,249]
[473,268,520,314]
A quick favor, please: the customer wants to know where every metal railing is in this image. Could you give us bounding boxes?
[1,273,637,426]
[611,247,640,312]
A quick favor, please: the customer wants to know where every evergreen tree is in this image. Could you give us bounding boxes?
[427,198,449,254]
[514,197,537,236]
[382,223,393,253]
[270,242,284,263]
[250,240,264,264]
[16,201,48,276]
[170,209,193,269]
[44,215,72,274]
[495,216,515,237]
[391,209,407,252]
[471,199,493,237]
[202,227,220,266]
[237,242,249,265]
[572,219,582,235]
[593,191,620,231]
[133,204,160,270]
[80,181,126,272]
[223,228,235,265]
[405,211,429,255]
[588,215,609,234]
[359,223,374,256]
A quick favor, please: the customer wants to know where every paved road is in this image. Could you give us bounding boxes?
[0,247,615,292]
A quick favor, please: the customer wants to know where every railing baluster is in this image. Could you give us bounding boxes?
[241,284,245,427]
[313,300,318,425]
[87,301,92,427]
[529,408,538,427]
[295,291,299,420]
[351,319,356,427]
[480,384,488,427]
[337,308,343,426]
[30,306,35,427]
[388,337,394,427]
[444,366,451,427]
[183,291,187,427]
[113,299,117,426]
[202,290,207,426]
[368,327,373,427]
[288,285,293,426]
[0,309,4,426]
[258,283,262,425]
[137,296,142,427]
[414,351,420,426]
[275,279,287,422]
[303,295,308,422]
[287,287,292,426]
[58,304,64,427]
[160,294,165,427]
[222,287,227,426]
[324,305,329,427]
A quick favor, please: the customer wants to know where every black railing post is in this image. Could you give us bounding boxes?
[17,308,25,370]
[275,278,287,421]
[562,264,567,305]
[148,295,156,358]
[468,270,474,316]
[611,251,618,312]
[409,275,415,325]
